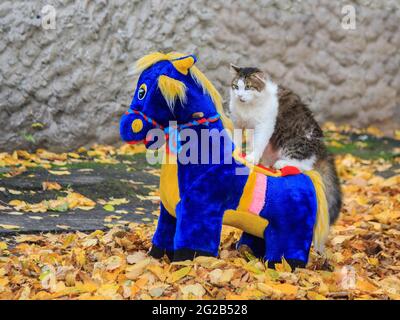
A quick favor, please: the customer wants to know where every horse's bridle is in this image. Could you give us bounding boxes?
[125,109,220,131]
[124,109,221,153]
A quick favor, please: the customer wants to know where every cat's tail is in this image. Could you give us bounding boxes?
[314,154,342,225]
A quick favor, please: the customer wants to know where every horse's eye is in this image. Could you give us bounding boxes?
[138,84,147,100]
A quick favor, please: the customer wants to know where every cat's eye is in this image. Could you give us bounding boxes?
[232,84,238,90]
[245,84,252,90]
[138,83,147,100]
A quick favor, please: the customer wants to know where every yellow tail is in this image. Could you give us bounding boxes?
[304,170,329,253]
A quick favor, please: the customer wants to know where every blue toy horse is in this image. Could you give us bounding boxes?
[120,52,329,269]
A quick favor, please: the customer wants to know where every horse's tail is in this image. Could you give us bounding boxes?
[304,170,329,253]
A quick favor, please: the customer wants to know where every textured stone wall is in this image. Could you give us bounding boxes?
[0,0,399,151]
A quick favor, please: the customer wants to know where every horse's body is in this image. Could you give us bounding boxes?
[120,52,328,268]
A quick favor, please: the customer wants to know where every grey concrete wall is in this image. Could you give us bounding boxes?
[0,0,399,151]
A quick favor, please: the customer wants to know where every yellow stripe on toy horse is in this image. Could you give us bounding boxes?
[158,75,187,109]
[237,172,258,212]
[159,150,179,216]
[223,209,268,239]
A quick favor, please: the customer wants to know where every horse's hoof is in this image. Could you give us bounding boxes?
[149,245,173,260]
[173,248,214,262]
[149,245,164,259]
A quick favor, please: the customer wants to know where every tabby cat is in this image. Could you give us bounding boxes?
[229,65,342,223]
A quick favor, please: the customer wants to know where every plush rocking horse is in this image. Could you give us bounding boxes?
[120,52,329,269]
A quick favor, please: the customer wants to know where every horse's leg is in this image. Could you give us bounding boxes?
[237,232,266,258]
[149,202,176,260]
[262,204,315,270]
[172,196,224,261]
[263,227,311,270]
[172,163,248,261]
[261,175,317,270]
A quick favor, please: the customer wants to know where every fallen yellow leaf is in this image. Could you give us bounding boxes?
[0,224,20,230]
[180,283,205,298]
[48,170,71,176]
[147,264,167,282]
[0,242,8,250]
[274,257,292,273]
[42,181,62,191]
[307,291,327,300]
[170,266,192,283]
[8,189,22,195]
[357,278,378,292]
[273,283,298,297]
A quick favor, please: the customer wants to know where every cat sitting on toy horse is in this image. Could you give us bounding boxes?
[120,52,329,269]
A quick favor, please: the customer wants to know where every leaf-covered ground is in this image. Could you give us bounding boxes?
[0,144,160,233]
[0,124,399,300]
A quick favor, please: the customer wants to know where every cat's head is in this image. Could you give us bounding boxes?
[230,65,267,104]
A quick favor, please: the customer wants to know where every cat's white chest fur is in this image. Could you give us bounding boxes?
[230,80,279,163]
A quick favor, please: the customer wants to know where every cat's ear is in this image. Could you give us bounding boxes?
[253,71,266,83]
[230,64,241,74]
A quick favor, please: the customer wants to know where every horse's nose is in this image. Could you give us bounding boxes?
[131,119,143,133]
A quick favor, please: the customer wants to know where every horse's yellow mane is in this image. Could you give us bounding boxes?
[134,52,233,131]
[158,75,187,111]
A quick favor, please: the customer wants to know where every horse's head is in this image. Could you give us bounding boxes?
[120,52,232,149]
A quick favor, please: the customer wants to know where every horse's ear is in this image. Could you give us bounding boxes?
[172,55,197,75]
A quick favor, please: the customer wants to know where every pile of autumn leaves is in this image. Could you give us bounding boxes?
[0,129,399,300]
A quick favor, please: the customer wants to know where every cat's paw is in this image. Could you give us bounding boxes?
[273,157,315,171]
[273,160,291,170]
[245,153,258,164]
